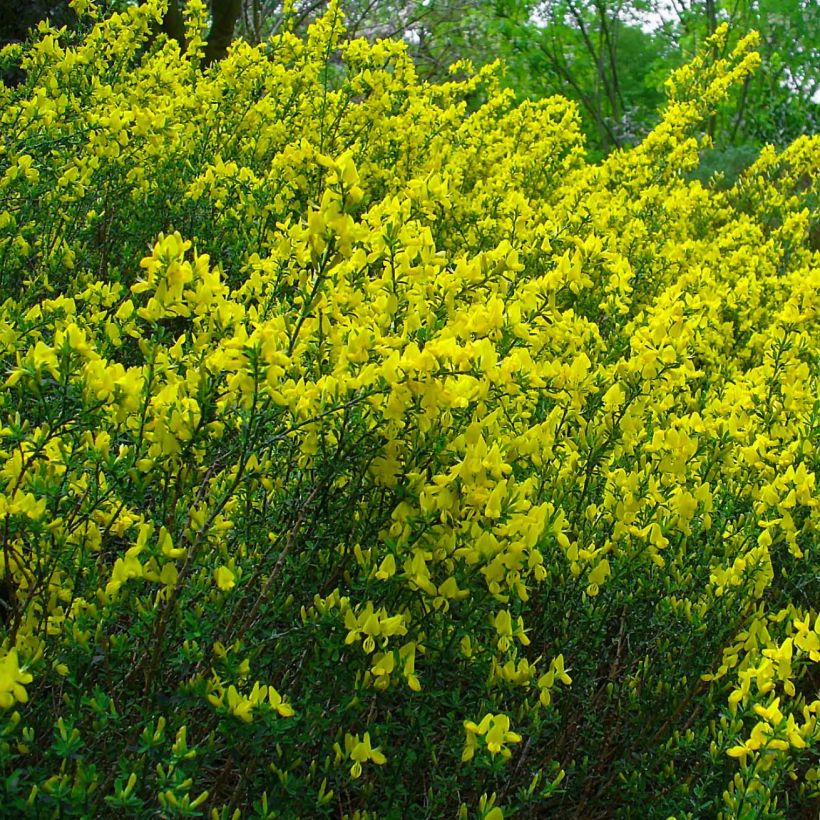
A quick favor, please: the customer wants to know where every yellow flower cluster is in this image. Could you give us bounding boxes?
[206,677,294,724]
[0,1,817,815]
[463,713,522,762]
[334,731,387,779]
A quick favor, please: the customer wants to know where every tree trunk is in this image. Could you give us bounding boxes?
[160,0,242,67]
[160,0,187,51]
[203,0,243,67]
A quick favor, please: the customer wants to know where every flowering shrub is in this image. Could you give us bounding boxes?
[0,2,818,817]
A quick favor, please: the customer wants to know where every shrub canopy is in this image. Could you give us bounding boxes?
[0,2,818,817]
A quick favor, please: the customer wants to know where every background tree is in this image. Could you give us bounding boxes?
[230,0,502,79]
[0,0,75,84]
[0,0,74,45]
[485,0,675,152]
[632,0,819,179]
[653,0,819,147]
[476,0,818,162]
[160,0,243,65]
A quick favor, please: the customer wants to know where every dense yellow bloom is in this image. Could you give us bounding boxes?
[0,5,816,816]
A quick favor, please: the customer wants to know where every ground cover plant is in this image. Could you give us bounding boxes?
[0,1,818,816]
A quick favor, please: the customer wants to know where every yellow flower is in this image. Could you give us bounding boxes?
[0,650,33,709]
[463,714,522,761]
[267,686,295,718]
[602,383,625,412]
[214,566,236,591]
[345,732,387,777]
